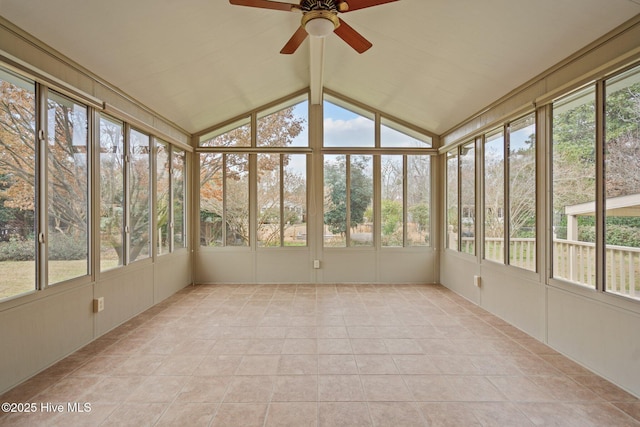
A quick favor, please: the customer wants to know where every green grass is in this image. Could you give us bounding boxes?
[0,260,88,300]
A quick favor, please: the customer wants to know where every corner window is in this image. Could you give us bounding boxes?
[0,68,36,299]
[604,66,640,299]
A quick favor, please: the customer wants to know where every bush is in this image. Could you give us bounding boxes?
[49,233,87,260]
[0,234,87,261]
[0,238,36,261]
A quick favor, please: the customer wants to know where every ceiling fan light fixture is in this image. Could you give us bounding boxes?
[305,17,334,37]
[302,10,339,38]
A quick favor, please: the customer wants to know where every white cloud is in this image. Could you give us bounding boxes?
[324,116,375,147]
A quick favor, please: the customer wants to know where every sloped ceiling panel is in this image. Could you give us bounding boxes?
[0,0,638,135]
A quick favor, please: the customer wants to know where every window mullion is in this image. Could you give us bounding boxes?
[280,154,285,247]
[457,148,463,252]
[168,144,175,254]
[595,79,606,294]
[346,155,351,246]
[504,124,510,265]
[403,155,408,247]
[36,83,48,290]
[222,154,227,247]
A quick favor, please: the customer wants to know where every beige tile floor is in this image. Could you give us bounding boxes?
[1,284,639,426]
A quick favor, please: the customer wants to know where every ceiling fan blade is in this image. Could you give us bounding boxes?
[334,19,372,53]
[280,26,309,54]
[229,0,299,12]
[340,0,399,12]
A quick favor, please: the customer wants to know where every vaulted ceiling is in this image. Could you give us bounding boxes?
[1,0,639,136]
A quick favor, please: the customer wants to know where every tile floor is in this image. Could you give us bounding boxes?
[1,284,639,426]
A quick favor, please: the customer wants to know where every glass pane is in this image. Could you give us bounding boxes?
[258,154,282,247]
[258,100,308,147]
[381,155,404,247]
[604,66,640,300]
[381,120,432,148]
[129,129,151,262]
[172,150,186,249]
[407,155,430,246]
[350,155,373,247]
[460,143,475,255]
[324,155,347,247]
[509,114,536,271]
[157,142,170,256]
[446,152,458,251]
[200,153,224,247]
[0,69,36,299]
[226,154,249,246]
[199,117,251,148]
[47,92,89,284]
[99,115,124,271]
[552,87,596,287]
[484,129,505,263]
[323,101,375,147]
[284,154,307,247]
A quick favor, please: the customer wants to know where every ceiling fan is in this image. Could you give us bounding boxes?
[229,0,399,54]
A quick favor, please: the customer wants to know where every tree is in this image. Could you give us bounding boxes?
[553,81,640,247]
[0,80,36,247]
[199,107,305,246]
[324,156,372,236]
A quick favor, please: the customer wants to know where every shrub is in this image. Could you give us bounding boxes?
[49,233,87,260]
[0,238,36,261]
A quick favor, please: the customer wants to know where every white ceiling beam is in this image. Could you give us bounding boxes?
[309,36,325,105]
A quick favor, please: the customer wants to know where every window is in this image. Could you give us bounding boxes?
[604,66,640,299]
[381,155,403,247]
[129,129,151,262]
[460,143,475,254]
[484,129,505,263]
[446,142,474,253]
[200,153,249,247]
[508,114,536,271]
[322,97,432,249]
[381,119,432,148]
[172,149,186,250]
[258,154,307,247]
[258,100,308,148]
[446,152,459,251]
[0,68,36,299]
[324,100,375,147]
[99,115,124,271]
[381,154,431,247]
[199,96,308,249]
[157,141,170,255]
[200,118,250,148]
[323,155,374,247]
[552,87,596,287]
[47,91,89,284]
[482,116,536,270]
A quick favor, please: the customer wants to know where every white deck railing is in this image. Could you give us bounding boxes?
[554,239,639,299]
[451,233,639,299]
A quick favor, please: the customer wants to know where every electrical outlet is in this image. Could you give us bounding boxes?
[313,260,320,269]
[474,275,481,288]
[93,297,104,313]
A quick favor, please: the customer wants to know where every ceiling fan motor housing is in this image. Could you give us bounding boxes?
[301,0,341,34]
[301,0,339,12]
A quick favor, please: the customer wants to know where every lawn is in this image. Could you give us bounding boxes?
[0,260,88,300]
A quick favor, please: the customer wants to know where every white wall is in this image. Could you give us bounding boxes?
[196,249,437,285]
[0,20,193,395]
[0,252,192,394]
[439,16,640,398]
